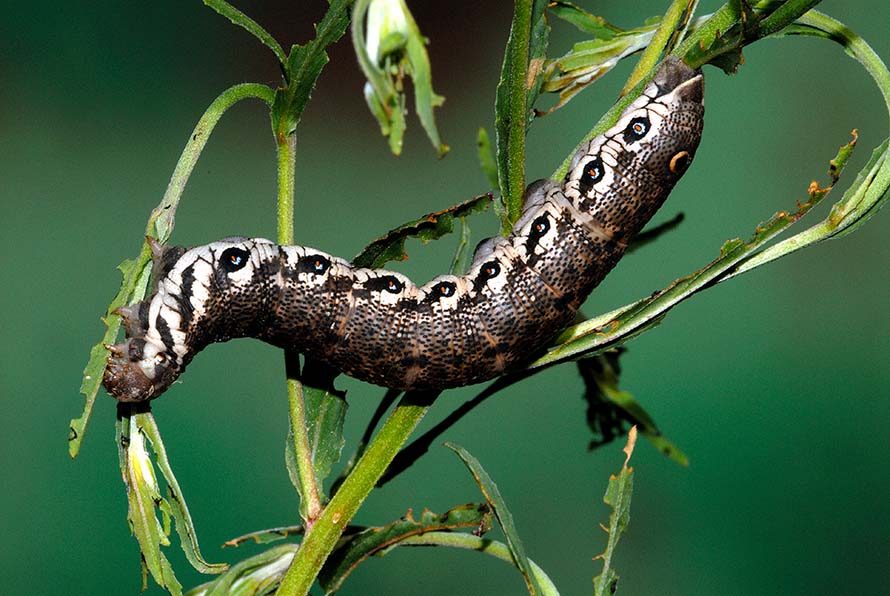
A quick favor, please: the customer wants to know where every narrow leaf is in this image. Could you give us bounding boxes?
[223,526,306,548]
[394,532,562,596]
[592,427,637,596]
[120,409,184,595]
[352,193,493,269]
[495,0,551,232]
[318,504,492,593]
[446,443,543,596]
[285,379,347,507]
[203,0,287,67]
[547,2,622,39]
[272,0,351,140]
[476,127,500,192]
[141,414,228,574]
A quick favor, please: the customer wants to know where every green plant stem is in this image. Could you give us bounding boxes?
[500,0,534,228]
[756,0,822,37]
[154,83,276,242]
[277,131,297,245]
[276,126,323,524]
[622,0,696,95]
[274,392,436,596]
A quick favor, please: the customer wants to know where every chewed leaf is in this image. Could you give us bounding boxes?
[446,443,543,596]
[592,427,637,596]
[352,193,493,269]
[579,353,688,466]
[140,413,228,574]
[476,127,500,192]
[318,504,492,593]
[121,410,183,596]
[71,246,154,458]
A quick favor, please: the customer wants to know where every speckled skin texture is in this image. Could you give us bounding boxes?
[103,57,704,402]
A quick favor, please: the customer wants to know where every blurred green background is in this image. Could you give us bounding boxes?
[2,1,888,594]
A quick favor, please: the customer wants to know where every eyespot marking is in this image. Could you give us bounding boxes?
[433,281,456,298]
[578,157,605,196]
[365,275,404,294]
[480,261,501,281]
[526,214,551,251]
[298,254,331,275]
[623,116,650,143]
[220,247,249,273]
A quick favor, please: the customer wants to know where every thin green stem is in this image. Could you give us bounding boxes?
[756,0,822,37]
[154,83,275,242]
[276,123,323,523]
[287,364,323,523]
[622,0,697,95]
[277,131,297,245]
[274,392,437,596]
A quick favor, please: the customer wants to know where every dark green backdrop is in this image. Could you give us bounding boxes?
[2,1,887,594]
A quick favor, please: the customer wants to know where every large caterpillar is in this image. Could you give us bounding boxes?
[103,57,704,402]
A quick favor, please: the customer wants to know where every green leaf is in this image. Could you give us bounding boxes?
[448,217,473,275]
[185,544,299,596]
[476,127,500,192]
[318,504,492,593]
[119,408,184,596]
[140,413,228,574]
[445,443,543,596]
[285,378,347,513]
[272,0,351,141]
[579,352,688,466]
[592,428,637,596]
[546,2,622,39]
[222,526,306,549]
[495,0,551,232]
[203,0,287,67]
[351,193,493,269]
[70,249,152,457]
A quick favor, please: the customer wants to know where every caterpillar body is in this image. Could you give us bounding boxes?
[103,57,704,402]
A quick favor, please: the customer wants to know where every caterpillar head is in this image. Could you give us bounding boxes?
[103,237,279,401]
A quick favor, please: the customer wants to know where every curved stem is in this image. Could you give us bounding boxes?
[153,83,275,242]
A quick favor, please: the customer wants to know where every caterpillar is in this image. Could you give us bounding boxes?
[103,57,704,402]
